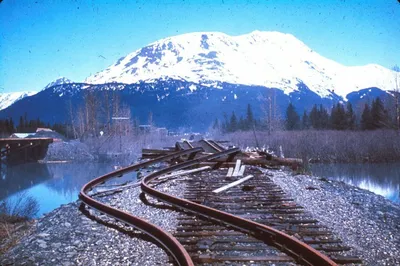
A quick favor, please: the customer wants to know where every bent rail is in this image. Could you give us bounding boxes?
[81,146,336,266]
[80,147,204,266]
[198,139,223,153]
[141,149,337,266]
[208,140,225,151]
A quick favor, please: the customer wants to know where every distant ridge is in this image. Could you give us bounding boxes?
[0,91,37,111]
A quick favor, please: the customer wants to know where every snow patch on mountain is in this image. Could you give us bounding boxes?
[44,77,73,90]
[0,91,37,110]
[84,31,397,98]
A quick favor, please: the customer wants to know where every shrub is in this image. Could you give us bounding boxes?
[0,192,39,223]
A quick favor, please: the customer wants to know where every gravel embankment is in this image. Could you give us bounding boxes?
[266,168,400,266]
[2,167,399,265]
[44,141,96,162]
[0,178,186,266]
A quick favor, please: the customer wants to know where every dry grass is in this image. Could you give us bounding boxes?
[83,132,185,158]
[0,192,39,256]
[0,220,34,256]
[222,130,400,163]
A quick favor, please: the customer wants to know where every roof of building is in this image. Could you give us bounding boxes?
[10,133,33,138]
[32,130,67,141]
[36,127,53,132]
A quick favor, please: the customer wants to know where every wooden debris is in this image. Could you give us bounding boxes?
[142,140,303,169]
[157,166,211,180]
[232,160,242,177]
[213,175,254,193]
[226,168,234,177]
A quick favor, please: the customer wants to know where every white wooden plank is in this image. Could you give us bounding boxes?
[238,165,246,176]
[158,166,211,180]
[213,175,254,193]
[226,167,234,177]
[232,159,241,177]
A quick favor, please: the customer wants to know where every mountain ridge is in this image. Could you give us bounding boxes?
[84,31,397,99]
[44,77,73,90]
[0,91,37,111]
[1,77,386,131]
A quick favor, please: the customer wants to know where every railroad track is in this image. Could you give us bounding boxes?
[174,167,362,265]
[80,140,362,266]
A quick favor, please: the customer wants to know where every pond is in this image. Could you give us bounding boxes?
[0,162,138,218]
[311,163,400,204]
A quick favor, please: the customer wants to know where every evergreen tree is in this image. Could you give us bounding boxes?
[285,103,300,130]
[319,105,330,129]
[245,103,254,130]
[301,111,310,129]
[371,97,388,129]
[0,120,5,136]
[330,103,347,130]
[9,118,15,134]
[309,105,319,129]
[229,111,238,132]
[2,120,7,134]
[361,104,373,130]
[346,102,356,130]
[18,116,24,132]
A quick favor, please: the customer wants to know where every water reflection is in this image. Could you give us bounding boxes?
[0,163,51,200]
[311,163,400,204]
[0,162,137,217]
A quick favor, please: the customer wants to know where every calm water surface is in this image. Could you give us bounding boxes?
[2,162,399,218]
[311,163,400,204]
[0,162,137,217]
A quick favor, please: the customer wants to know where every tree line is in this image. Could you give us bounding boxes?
[212,104,259,133]
[0,114,69,137]
[212,96,397,134]
[285,97,397,131]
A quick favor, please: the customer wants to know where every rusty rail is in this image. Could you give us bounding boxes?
[141,149,337,266]
[200,139,223,152]
[81,146,337,266]
[208,140,225,151]
[80,148,204,266]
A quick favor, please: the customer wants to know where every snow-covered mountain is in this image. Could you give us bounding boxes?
[0,77,72,112]
[0,91,37,110]
[44,77,73,90]
[85,31,397,98]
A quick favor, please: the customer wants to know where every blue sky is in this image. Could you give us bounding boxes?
[0,0,399,93]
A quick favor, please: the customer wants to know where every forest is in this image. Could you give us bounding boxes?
[215,97,399,133]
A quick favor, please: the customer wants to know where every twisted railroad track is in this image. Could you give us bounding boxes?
[80,140,361,266]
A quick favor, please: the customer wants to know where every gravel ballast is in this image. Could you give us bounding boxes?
[0,177,186,266]
[1,167,399,265]
[266,168,400,266]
